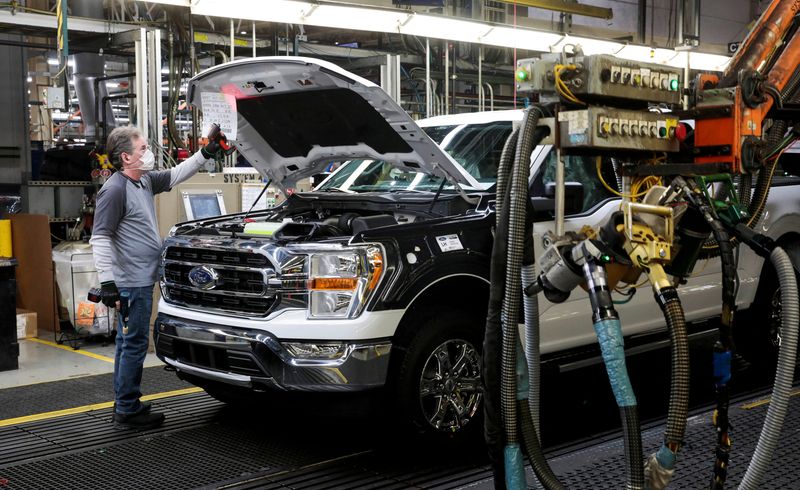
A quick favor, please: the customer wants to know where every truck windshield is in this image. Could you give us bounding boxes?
[316,121,513,192]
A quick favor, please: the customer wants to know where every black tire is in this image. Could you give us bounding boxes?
[390,307,484,440]
[738,241,800,368]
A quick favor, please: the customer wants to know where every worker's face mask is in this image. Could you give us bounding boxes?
[138,149,155,171]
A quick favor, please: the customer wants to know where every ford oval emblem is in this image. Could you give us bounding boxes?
[188,265,219,290]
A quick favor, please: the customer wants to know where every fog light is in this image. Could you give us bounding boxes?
[309,290,353,318]
[283,342,346,359]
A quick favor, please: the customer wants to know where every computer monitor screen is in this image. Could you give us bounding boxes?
[188,193,222,219]
[180,189,227,221]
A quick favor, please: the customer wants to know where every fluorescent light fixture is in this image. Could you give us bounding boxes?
[139,0,187,4]
[47,58,58,65]
[144,0,730,71]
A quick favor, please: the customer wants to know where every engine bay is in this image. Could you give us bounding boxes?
[170,189,481,241]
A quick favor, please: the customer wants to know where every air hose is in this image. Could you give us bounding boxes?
[500,107,539,485]
[721,227,800,489]
[644,283,690,490]
[521,263,541,435]
[486,107,564,489]
[738,246,799,488]
[484,126,519,488]
[512,113,565,489]
[582,258,644,490]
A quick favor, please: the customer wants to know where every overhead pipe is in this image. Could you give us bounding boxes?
[426,38,431,118]
[478,46,483,111]
[444,41,449,115]
[638,0,647,44]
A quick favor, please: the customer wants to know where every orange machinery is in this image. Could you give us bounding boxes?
[692,0,800,172]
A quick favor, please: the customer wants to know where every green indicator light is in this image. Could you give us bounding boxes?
[670,79,679,91]
[516,69,529,82]
[601,254,611,263]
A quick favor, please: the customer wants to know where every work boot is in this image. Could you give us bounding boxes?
[111,401,152,421]
[114,410,165,430]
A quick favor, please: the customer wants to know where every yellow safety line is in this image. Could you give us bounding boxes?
[0,387,204,428]
[26,337,115,363]
[740,388,800,410]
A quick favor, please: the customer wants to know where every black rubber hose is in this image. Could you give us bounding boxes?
[745,120,787,222]
[501,109,540,444]
[483,128,519,489]
[658,290,690,446]
[519,398,565,490]
[621,406,644,489]
[737,173,752,210]
[496,128,520,218]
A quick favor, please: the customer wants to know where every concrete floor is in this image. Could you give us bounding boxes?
[0,336,162,389]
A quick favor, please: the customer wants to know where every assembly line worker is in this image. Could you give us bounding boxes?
[90,125,224,430]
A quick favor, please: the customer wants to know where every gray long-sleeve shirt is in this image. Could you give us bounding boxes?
[90,152,209,287]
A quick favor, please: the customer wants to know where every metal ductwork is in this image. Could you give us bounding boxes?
[71,53,116,144]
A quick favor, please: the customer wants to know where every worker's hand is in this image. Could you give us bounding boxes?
[100,281,120,308]
[201,124,229,159]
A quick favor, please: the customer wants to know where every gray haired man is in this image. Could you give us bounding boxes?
[90,126,225,429]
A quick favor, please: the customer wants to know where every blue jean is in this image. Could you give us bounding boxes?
[114,285,154,415]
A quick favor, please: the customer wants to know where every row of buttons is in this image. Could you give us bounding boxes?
[597,117,678,139]
[607,66,680,91]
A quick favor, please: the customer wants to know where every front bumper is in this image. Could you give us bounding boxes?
[155,314,392,392]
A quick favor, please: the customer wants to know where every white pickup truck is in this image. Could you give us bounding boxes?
[154,57,800,438]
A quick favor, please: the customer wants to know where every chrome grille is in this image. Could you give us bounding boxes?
[162,246,276,316]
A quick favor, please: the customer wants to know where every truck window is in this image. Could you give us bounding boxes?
[537,151,618,215]
[441,122,513,183]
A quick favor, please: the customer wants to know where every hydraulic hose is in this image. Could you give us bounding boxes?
[701,120,789,260]
[484,127,519,488]
[645,284,690,490]
[739,246,799,489]
[741,120,792,238]
[737,173,752,210]
[675,177,738,489]
[519,398,564,490]
[583,258,644,490]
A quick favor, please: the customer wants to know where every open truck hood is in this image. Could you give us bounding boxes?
[187,57,480,191]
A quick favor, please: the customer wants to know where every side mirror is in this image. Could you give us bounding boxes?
[530,182,584,218]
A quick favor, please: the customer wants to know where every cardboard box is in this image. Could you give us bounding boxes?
[9,214,57,333]
[16,308,37,339]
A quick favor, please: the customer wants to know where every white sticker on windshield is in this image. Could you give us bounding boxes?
[436,234,463,252]
[201,92,238,140]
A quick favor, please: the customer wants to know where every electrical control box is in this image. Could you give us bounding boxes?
[45,87,66,110]
[557,107,680,153]
[515,54,683,106]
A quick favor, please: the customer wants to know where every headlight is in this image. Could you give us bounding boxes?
[306,245,384,319]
